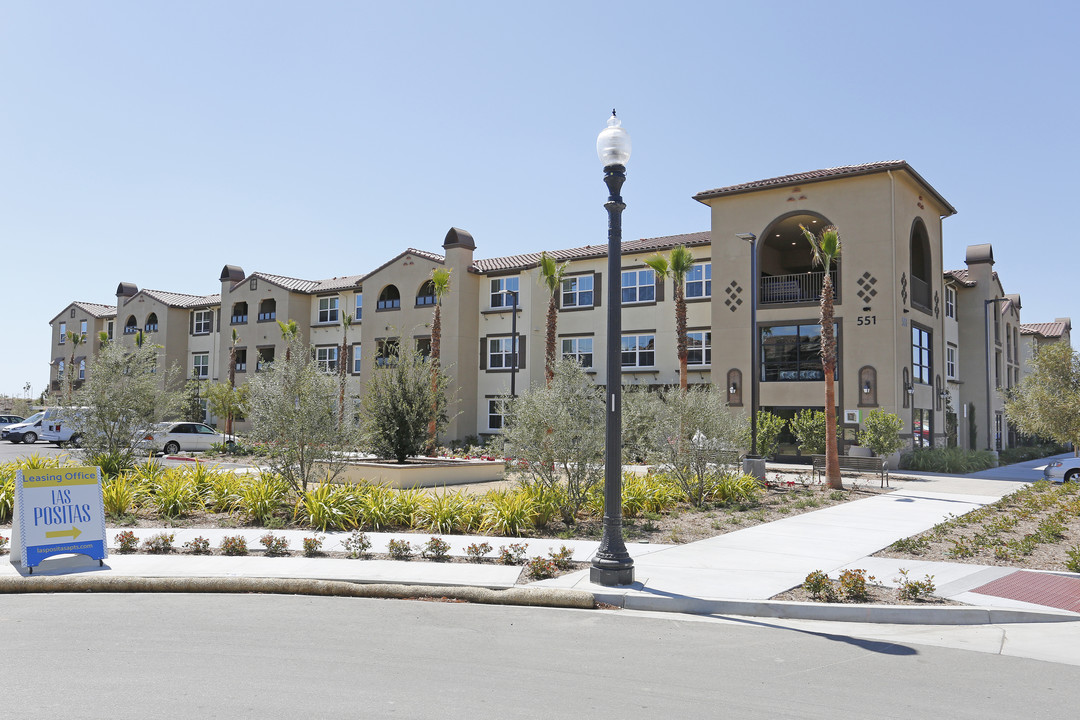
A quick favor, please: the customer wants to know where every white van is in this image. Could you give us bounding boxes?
[41,406,89,446]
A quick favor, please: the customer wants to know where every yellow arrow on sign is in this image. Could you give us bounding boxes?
[45,526,82,540]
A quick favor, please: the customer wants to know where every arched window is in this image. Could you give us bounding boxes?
[909,218,932,311]
[124,316,138,334]
[232,302,248,324]
[377,285,401,310]
[258,298,276,322]
[416,281,436,306]
[57,360,65,380]
[758,211,838,305]
[145,313,159,332]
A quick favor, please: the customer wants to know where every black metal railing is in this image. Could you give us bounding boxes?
[759,270,838,305]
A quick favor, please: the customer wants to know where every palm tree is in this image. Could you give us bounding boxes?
[338,312,354,426]
[277,319,299,361]
[227,328,240,435]
[98,330,109,348]
[427,268,452,450]
[538,252,568,385]
[801,224,843,490]
[645,245,696,390]
[65,331,85,403]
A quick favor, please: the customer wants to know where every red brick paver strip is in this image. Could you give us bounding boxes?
[970,570,1080,613]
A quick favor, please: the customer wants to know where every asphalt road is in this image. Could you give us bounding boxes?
[1,594,1076,719]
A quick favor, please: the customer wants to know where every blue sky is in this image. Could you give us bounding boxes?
[2,1,1076,397]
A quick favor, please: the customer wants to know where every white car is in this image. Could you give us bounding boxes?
[138,422,235,455]
[1043,458,1080,483]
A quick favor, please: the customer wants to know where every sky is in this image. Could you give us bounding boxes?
[2,1,1077,397]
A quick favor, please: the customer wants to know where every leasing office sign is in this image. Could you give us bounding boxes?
[11,467,107,571]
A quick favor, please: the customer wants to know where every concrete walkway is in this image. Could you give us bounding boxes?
[3,454,1076,626]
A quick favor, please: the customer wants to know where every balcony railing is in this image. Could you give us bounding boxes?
[911,276,931,311]
[759,270,838,305]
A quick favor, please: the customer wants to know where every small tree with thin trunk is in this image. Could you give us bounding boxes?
[428,268,452,449]
[65,331,85,404]
[226,328,240,434]
[644,245,696,390]
[538,252,569,385]
[800,224,843,490]
[1005,341,1080,450]
[362,342,449,463]
[338,312,354,427]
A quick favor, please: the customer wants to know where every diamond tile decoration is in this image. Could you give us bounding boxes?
[856,271,878,305]
[724,280,744,313]
[970,570,1080,613]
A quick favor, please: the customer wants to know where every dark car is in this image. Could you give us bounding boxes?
[0,414,24,426]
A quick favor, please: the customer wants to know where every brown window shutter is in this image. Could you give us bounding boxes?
[479,337,487,370]
[209,311,214,333]
[190,312,195,335]
[518,335,526,369]
[656,275,665,302]
[593,272,602,307]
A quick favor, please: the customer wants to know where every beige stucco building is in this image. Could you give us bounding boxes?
[48,160,1057,455]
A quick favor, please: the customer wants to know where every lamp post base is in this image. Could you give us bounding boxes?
[590,563,635,587]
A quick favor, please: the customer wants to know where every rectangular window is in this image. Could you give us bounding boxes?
[59,322,66,342]
[944,286,955,319]
[231,302,248,324]
[352,344,361,373]
[760,324,830,381]
[107,321,114,339]
[946,343,957,379]
[258,299,276,322]
[355,293,362,321]
[488,399,504,431]
[561,337,593,368]
[234,348,247,373]
[490,277,519,308]
[621,269,655,304]
[193,353,209,379]
[621,334,655,368]
[78,359,85,380]
[416,338,432,359]
[376,339,399,367]
[193,310,212,335]
[913,408,932,449]
[257,347,275,372]
[686,331,712,366]
[316,346,338,373]
[561,275,594,308]
[912,326,931,384]
[488,337,519,369]
[318,297,340,324]
[685,263,711,299]
[80,320,87,334]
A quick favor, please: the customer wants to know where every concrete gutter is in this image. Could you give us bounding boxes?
[0,575,596,610]
[593,591,1079,625]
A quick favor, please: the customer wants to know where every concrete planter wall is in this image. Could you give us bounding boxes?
[318,458,505,489]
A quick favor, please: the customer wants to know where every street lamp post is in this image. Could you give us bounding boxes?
[984,297,1007,452]
[736,233,758,458]
[591,110,634,587]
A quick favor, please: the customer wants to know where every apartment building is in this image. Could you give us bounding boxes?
[1020,318,1073,381]
[47,301,117,395]
[51,160,1049,455]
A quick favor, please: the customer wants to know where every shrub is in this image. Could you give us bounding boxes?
[481,490,536,537]
[418,491,479,534]
[141,532,175,554]
[115,530,139,553]
[790,410,829,456]
[1065,545,1080,573]
[526,556,558,580]
[465,541,492,563]
[420,536,451,561]
[184,536,212,555]
[858,409,904,458]
[890,536,930,554]
[838,568,874,602]
[206,473,243,513]
[358,486,398,530]
[802,570,839,602]
[899,447,996,473]
[295,482,353,531]
[498,542,528,565]
[260,533,291,556]
[548,545,574,571]
[343,530,372,559]
[755,410,787,460]
[89,450,137,480]
[148,472,202,518]
[239,471,290,525]
[387,539,414,560]
[302,535,324,557]
[0,473,13,523]
[895,569,936,600]
[391,488,425,529]
[102,475,137,517]
[0,535,8,552]
[220,535,249,556]
[706,473,762,506]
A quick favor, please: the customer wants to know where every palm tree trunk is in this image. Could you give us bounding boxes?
[428,304,442,452]
[546,295,557,385]
[675,283,688,390]
[820,274,842,489]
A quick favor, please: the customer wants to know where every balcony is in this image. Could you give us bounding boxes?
[759,270,838,306]
[911,276,931,312]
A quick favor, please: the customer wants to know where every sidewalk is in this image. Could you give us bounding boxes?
[4,455,1077,627]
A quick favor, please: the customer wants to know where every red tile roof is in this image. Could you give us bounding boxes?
[1020,322,1068,338]
[472,231,710,273]
[693,161,957,216]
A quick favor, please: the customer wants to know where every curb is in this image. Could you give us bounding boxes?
[592,591,1080,624]
[0,575,596,610]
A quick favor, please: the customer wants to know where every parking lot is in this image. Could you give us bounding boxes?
[0,438,69,463]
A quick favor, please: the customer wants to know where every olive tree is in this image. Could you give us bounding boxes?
[71,339,182,461]
[501,359,605,523]
[643,386,748,506]
[1005,341,1080,449]
[246,335,356,492]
